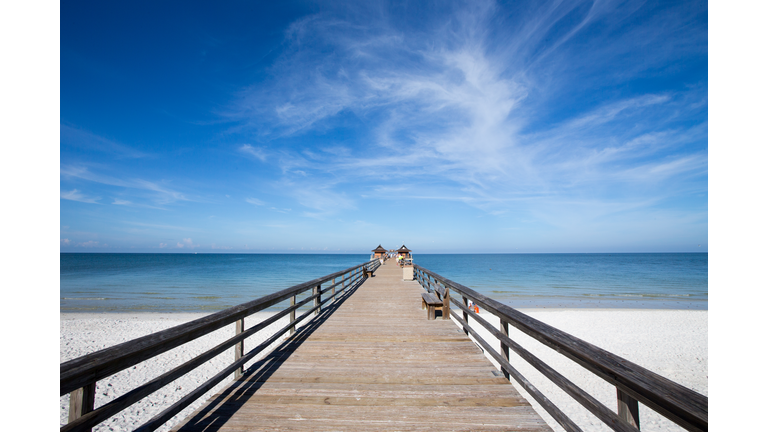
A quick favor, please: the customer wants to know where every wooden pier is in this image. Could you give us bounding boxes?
[171,260,551,431]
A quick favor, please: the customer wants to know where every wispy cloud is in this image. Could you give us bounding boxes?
[246,197,266,206]
[239,144,267,161]
[74,240,104,248]
[111,199,167,210]
[176,238,198,249]
[61,166,191,205]
[275,179,356,218]
[61,124,150,159]
[122,221,198,231]
[61,189,100,204]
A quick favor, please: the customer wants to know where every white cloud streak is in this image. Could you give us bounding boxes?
[61,166,190,205]
[239,144,267,161]
[246,197,266,206]
[61,189,100,204]
[61,124,149,159]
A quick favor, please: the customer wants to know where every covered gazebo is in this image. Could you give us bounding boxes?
[371,245,387,258]
[397,245,414,279]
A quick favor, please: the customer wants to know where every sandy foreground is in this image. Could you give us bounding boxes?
[61,309,707,432]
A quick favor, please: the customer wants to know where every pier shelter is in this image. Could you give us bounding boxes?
[397,245,414,280]
[371,244,387,259]
[396,244,412,261]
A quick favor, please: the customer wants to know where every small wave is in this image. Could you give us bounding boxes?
[193,296,221,300]
[579,293,698,298]
[198,304,231,310]
[62,297,107,300]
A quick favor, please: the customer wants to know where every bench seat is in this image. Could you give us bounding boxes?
[421,289,450,320]
[421,292,442,306]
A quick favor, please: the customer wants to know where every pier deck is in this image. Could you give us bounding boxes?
[172,261,551,431]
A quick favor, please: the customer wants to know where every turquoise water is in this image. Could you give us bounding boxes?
[416,253,707,309]
[60,253,707,312]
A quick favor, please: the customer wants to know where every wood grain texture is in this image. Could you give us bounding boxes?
[68,383,95,429]
[617,388,640,429]
[171,260,552,432]
[234,318,244,380]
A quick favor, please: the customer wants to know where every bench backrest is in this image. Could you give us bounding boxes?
[434,283,447,300]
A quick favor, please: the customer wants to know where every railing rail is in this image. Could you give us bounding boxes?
[60,258,380,432]
[414,264,707,432]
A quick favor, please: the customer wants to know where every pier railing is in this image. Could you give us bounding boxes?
[60,258,380,432]
[414,264,707,432]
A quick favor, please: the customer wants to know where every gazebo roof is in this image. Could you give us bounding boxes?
[397,244,411,252]
[372,245,387,253]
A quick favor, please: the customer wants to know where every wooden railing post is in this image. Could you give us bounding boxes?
[290,295,296,335]
[443,288,451,320]
[340,274,345,300]
[332,277,336,302]
[314,284,321,315]
[618,388,640,429]
[69,382,95,431]
[462,296,469,335]
[500,320,510,380]
[234,318,244,379]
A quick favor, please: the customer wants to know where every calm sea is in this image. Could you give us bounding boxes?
[60,253,707,313]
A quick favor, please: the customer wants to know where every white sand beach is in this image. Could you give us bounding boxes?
[61,309,706,432]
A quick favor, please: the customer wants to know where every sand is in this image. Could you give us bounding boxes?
[60,309,706,432]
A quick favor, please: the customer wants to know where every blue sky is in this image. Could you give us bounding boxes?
[59,0,708,253]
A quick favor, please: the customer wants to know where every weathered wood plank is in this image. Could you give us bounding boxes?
[618,388,640,429]
[68,383,95,429]
[176,404,550,432]
[234,318,244,379]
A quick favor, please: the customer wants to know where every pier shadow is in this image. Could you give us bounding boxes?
[175,279,364,432]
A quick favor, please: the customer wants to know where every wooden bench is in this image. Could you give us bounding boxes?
[421,283,450,320]
[363,266,375,278]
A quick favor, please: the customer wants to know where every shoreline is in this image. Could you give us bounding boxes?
[60,298,708,315]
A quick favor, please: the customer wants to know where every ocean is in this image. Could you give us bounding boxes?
[60,253,707,313]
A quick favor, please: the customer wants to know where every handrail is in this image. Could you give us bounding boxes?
[414,264,707,432]
[61,258,380,432]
